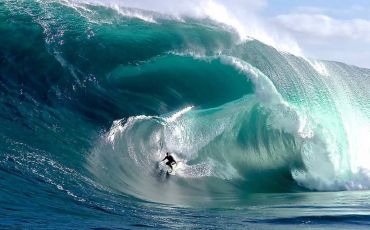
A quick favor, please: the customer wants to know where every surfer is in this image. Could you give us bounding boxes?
[161,152,177,171]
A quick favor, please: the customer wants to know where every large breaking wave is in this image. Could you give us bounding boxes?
[1,0,370,206]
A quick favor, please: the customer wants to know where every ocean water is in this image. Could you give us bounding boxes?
[1,0,370,229]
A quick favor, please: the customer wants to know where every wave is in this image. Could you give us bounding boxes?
[2,0,370,206]
[88,52,370,204]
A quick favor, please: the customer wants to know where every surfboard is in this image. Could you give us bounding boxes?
[167,162,177,175]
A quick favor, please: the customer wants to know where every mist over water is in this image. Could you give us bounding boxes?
[2,0,370,228]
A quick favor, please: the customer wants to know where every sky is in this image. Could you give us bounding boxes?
[265,0,370,68]
[79,0,370,68]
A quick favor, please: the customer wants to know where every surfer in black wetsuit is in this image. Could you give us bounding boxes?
[161,152,176,170]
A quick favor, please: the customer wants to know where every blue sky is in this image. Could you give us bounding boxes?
[263,0,370,67]
[265,0,370,18]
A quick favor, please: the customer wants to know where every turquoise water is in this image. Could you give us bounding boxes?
[1,0,370,229]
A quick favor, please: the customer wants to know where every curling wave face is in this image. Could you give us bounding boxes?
[1,0,370,207]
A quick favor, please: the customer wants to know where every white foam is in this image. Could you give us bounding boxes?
[309,60,330,76]
[106,115,153,143]
[111,4,157,23]
[165,106,193,123]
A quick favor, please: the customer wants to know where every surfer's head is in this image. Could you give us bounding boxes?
[166,152,169,156]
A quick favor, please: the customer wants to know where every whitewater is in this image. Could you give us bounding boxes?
[1,0,370,229]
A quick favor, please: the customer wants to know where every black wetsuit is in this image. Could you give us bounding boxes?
[163,155,176,169]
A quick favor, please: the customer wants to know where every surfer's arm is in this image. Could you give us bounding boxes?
[161,156,167,161]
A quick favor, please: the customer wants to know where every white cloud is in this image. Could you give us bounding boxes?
[293,4,369,16]
[270,12,370,68]
[274,14,370,42]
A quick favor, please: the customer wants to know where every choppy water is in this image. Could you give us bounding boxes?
[1,0,370,229]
